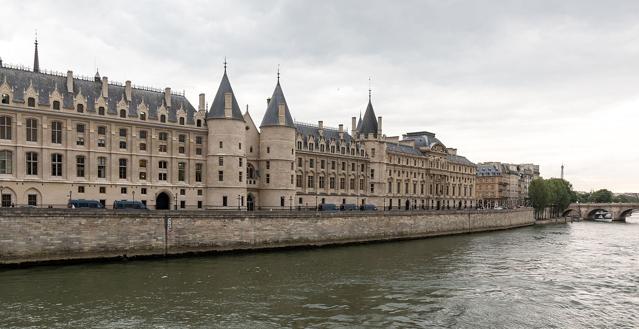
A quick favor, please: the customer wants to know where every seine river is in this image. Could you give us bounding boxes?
[1,218,638,328]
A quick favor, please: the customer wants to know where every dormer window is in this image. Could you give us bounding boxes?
[160,114,166,123]
[98,106,105,115]
[139,112,146,121]
[1,94,9,104]
[76,104,84,113]
[179,117,185,125]
[196,119,202,127]
[52,101,60,110]
[119,109,126,118]
[27,97,36,107]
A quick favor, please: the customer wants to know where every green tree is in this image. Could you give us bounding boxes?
[528,178,549,218]
[589,189,613,203]
[546,178,573,214]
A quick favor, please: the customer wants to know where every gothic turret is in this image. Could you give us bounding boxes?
[33,36,40,73]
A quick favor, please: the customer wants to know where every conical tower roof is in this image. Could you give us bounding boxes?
[359,99,378,136]
[207,69,244,121]
[260,80,295,128]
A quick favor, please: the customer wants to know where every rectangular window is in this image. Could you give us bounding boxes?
[139,171,147,180]
[320,160,325,169]
[218,170,224,181]
[195,163,203,182]
[97,157,106,178]
[339,177,345,190]
[267,161,270,170]
[178,162,186,182]
[121,187,127,194]
[76,137,85,146]
[266,174,270,184]
[319,176,325,188]
[26,118,38,142]
[158,161,167,169]
[370,183,375,193]
[77,124,85,133]
[239,158,243,167]
[78,186,85,193]
[307,175,314,188]
[119,159,127,179]
[98,138,106,148]
[99,186,106,194]
[239,171,243,182]
[180,200,186,209]
[309,159,314,168]
[119,128,126,137]
[0,116,11,140]
[0,150,12,174]
[139,143,147,151]
[51,121,62,144]
[141,188,147,195]
[159,132,168,141]
[197,201,203,209]
[222,196,228,207]
[370,169,375,179]
[97,126,106,135]
[329,177,335,189]
[219,141,223,148]
[196,148,202,155]
[158,172,167,181]
[27,194,37,206]
[119,141,126,149]
[218,157,224,166]
[76,156,85,177]
[139,130,147,139]
[196,136,203,144]
[179,146,185,154]
[51,153,63,177]
[178,134,186,143]
[159,144,167,152]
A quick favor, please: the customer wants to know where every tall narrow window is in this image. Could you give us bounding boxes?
[119,109,127,118]
[26,152,38,175]
[52,100,60,110]
[160,114,166,123]
[0,116,11,140]
[139,112,146,121]
[76,104,84,113]
[27,97,36,107]
[179,117,185,125]
[97,157,107,178]
[0,150,12,174]
[26,118,38,142]
[119,159,127,179]
[178,162,186,182]
[76,155,85,178]
[98,106,105,115]
[51,121,62,144]
[1,94,9,104]
[195,163,203,182]
[51,153,63,177]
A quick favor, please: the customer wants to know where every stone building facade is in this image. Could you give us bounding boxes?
[476,162,539,208]
[0,42,476,210]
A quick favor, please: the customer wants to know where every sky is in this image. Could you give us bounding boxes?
[0,0,637,192]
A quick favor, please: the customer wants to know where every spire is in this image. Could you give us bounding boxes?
[223,56,227,73]
[368,76,372,102]
[260,76,295,128]
[33,31,40,73]
[277,64,280,82]
[207,65,244,121]
[359,86,378,137]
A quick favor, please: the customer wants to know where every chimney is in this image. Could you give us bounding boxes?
[377,116,382,135]
[266,97,271,105]
[198,93,205,111]
[101,77,108,98]
[66,70,74,93]
[164,87,171,107]
[318,120,323,130]
[338,124,344,139]
[352,117,357,133]
[124,80,132,102]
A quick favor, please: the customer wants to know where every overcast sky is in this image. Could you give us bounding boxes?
[1,1,637,192]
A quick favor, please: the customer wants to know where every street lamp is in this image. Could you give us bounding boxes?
[237,194,241,211]
[132,190,135,203]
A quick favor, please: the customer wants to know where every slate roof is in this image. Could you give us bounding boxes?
[447,154,475,166]
[295,122,352,144]
[0,66,198,124]
[477,163,502,176]
[359,100,378,136]
[207,70,244,121]
[387,143,423,156]
[402,131,446,148]
[260,80,295,128]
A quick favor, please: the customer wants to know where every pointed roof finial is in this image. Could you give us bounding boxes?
[33,29,40,73]
[277,64,280,82]
[368,77,372,101]
[223,56,227,72]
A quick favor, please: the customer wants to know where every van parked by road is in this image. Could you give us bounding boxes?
[113,200,148,210]
[340,203,358,211]
[360,204,378,211]
[318,203,338,211]
[67,199,104,209]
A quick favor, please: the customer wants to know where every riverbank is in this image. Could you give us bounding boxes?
[0,208,534,266]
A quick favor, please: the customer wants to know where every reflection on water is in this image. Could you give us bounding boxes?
[0,221,638,328]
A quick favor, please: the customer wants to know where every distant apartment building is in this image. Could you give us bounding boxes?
[476,162,539,208]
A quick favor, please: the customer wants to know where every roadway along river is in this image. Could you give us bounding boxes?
[0,219,638,328]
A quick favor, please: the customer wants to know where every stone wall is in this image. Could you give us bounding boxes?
[0,209,533,265]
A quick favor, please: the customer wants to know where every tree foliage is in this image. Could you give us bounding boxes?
[589,189,614,203]
[528,178,575,218]
[528,178,549,212]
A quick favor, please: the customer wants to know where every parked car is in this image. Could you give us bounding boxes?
[360,204,378,211]
[67,199,104,209]
[113,200,148,210]
[340,203,358,211]
[318,203,338,211]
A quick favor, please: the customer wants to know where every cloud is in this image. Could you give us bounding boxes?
[0,0,637,191]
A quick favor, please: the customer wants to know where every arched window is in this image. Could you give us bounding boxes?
[51,121,63,144]
[0,150,12,174]
[27,97,36,107]
[26,118,38,142]
[76,103,84,113]
[196,119,202,127]
[0,116,11,140]
[160,114,166,123]
[52,100,60,110]
[139,112,146,121]
[179,117,185,125]
[119,109,127,118]
[1,94,9,104]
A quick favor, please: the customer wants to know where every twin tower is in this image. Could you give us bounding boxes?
[205,67,296,210]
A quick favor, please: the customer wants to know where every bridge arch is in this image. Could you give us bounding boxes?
[562,208,580,218]
[586,208,611,220]
[618,208,636,220]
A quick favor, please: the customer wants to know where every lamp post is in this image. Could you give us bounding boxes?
[289,195,292,211]
[237,194,241,211]
[132,190,135,203]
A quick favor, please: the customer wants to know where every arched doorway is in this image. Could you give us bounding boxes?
[405,200,410,210]
[247,193,255,211]
[156,192,170,210]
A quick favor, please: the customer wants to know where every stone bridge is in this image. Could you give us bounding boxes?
[562,203,638,221]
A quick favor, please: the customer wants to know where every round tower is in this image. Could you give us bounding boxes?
[258,78,296,210]
[205,66,247,209]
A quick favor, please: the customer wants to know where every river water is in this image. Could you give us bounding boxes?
[1,219,638,328]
